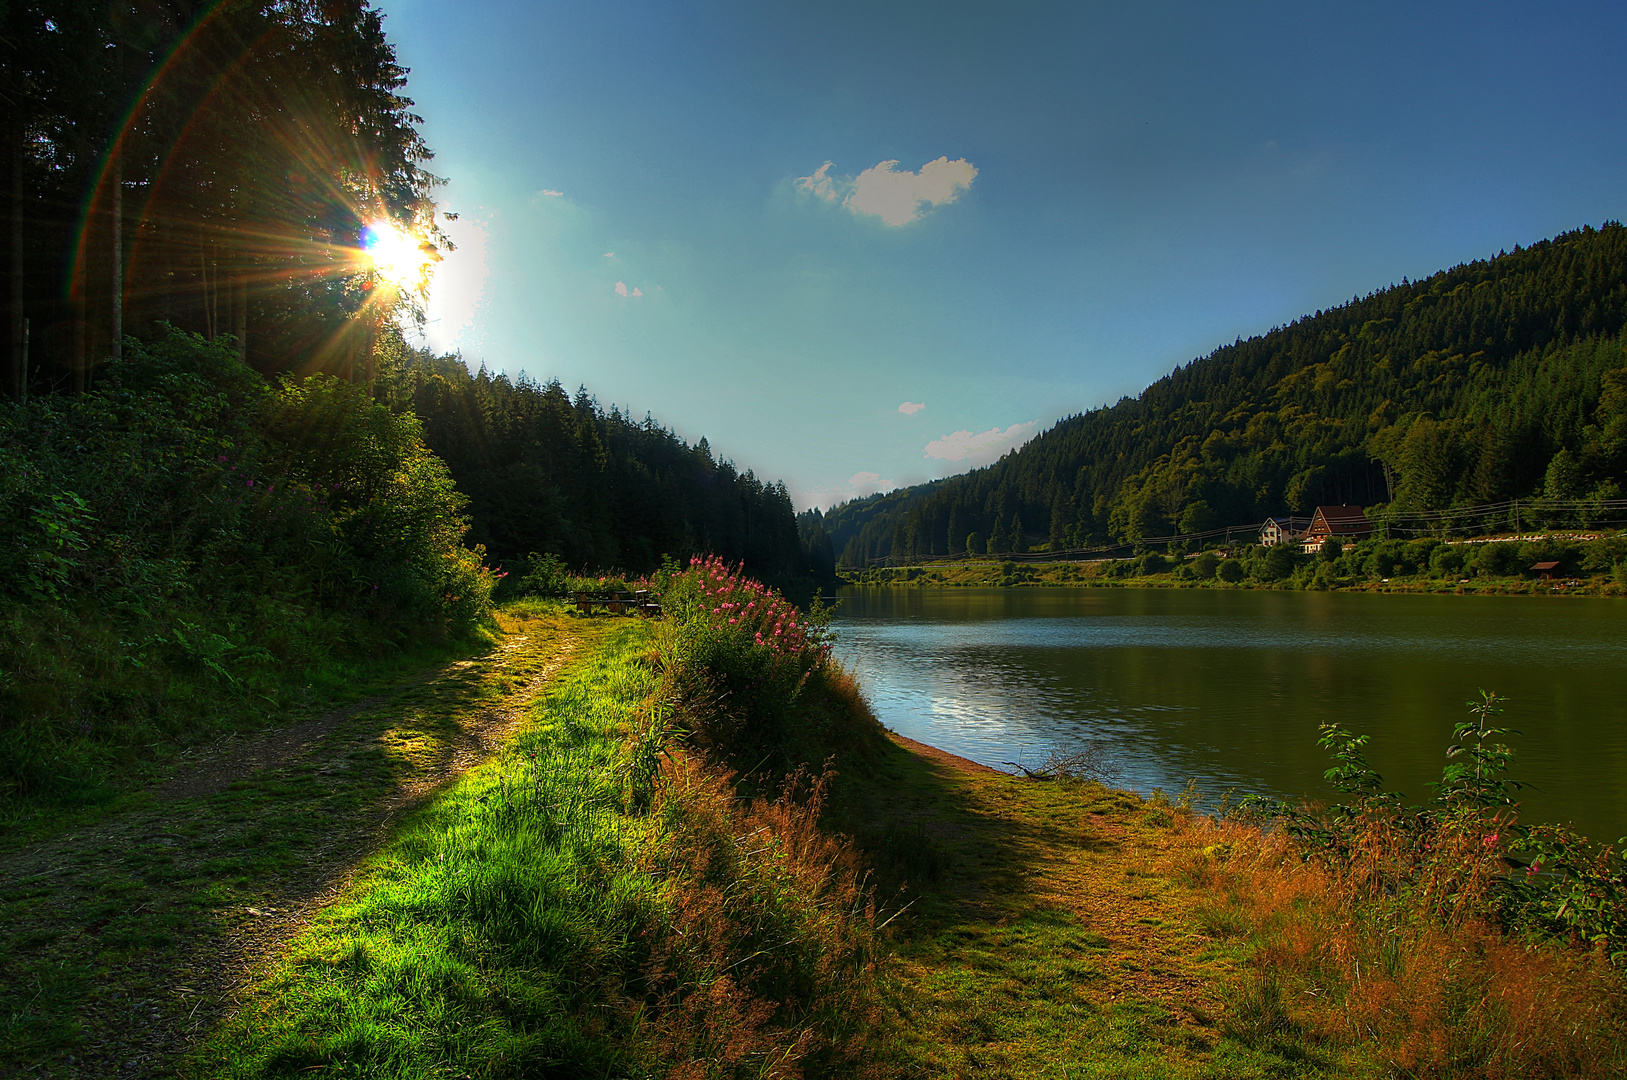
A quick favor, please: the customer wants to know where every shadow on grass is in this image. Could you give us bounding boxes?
[0,608,594,1080]
[828,733,1358,1079]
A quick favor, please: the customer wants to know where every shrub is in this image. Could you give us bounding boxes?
[0,329,493,813]
[1192,550,1220,579]
[1429,543,1467,577]
[657,556,878,780]
[1217,558,1246,583]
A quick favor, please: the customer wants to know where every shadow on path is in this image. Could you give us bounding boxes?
[0,610,603,1080]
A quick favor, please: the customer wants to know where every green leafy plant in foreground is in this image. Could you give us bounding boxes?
[1243,692,1627,961]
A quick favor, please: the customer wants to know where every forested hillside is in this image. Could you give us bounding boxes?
[827,224,1627,565]
[371,337,826,583]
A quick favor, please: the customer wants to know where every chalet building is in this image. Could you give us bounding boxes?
[1301,505,1373,553]
[1260,516,1311,547]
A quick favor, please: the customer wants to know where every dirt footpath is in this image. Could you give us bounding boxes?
[0,610,594,1080]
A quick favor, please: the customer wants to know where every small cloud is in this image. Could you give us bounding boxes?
[603,251,615,258]
[923,421,1039,464]
[615,281,628,297]
[898,401,926,415]
[632,286,643,297]
[539,189,564,197]
[794,469,900,510]
[796,157,977,227]
[848,471,896,495]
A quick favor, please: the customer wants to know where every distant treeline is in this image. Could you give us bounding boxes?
[824,224,1627,566]
[372,337,835,586]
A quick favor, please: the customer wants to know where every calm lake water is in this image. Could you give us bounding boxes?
[832,587,1627,843]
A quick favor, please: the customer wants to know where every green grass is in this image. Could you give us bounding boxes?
[826,737,1385,1079]
[0,607,503,844]
[0,607,583,1078]
[186,612,887,1080]
[187,621,654,1078]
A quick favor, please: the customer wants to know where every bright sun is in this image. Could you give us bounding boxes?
[361,221,434,291]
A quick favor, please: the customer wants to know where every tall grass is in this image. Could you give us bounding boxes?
[191,577,888,1078]
[1189,696,1627,1076]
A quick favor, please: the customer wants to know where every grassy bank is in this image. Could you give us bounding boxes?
[16,560,1622,1077]
[186,578,886,1079]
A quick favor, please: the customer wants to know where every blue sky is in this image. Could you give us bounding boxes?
[379,0,1627,509]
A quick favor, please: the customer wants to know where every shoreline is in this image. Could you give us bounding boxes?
[837,567,1626,598]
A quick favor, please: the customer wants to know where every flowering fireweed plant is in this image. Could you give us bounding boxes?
[655,556,848,780]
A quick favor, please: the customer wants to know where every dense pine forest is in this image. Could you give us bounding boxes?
[825,225,1627,565]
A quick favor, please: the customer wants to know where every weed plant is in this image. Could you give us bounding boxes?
[1188,694,1627,1075]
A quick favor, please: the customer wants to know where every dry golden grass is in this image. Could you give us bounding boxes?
[1178,814,1627,1078]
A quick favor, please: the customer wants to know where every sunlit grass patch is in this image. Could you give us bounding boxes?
[187,610,885,1079]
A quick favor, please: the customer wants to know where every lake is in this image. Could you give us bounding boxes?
[832,586,1627,843]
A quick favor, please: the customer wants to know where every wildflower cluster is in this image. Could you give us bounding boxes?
[675,555,827,662]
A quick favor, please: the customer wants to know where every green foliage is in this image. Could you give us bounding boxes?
[0,330,492,814]
[1435,692,1523,812]
[1217,558,1246,583]
[656,557,872,782]
[372,338,820,586]
[1244,695,1627,963]
[826,225,1627,565]
[1192,550,1220,579]
[509,552,571,598]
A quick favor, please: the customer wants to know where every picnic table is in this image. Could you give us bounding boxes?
[573,589,662,617]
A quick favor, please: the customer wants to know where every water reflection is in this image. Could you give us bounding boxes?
[833,587,1627,842]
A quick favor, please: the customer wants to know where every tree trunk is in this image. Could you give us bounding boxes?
[232,273,246,360]
[9,124,23,402]
[111,154,123,363]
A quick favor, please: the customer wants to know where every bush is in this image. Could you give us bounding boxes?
[0,329,493,812]
[1429,544,1467,577]
[1256,542,1300,582]
[658,556,876,780]
[1134,551,1169,576]
[1217,558,1246,583]
[1192,550,1220,579]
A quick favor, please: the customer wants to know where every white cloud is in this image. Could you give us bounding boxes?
[603,251,615,258]
[632,286,643,297]
[923,421,1040,465]
[794,469,899,510]
[848,470,894,493]
[795,156,977,227]
[898,401,926,415]
[538,189,564,198]
[614,281,646,299]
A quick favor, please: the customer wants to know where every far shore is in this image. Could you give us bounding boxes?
[837,558,1626,597]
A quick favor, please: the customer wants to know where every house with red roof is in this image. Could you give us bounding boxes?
[1301,505,1373,553]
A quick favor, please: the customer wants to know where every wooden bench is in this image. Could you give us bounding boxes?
[573,589,662,617]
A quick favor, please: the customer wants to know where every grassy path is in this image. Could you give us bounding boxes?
[840,735,1373,1079]
[0,607,595,1080]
